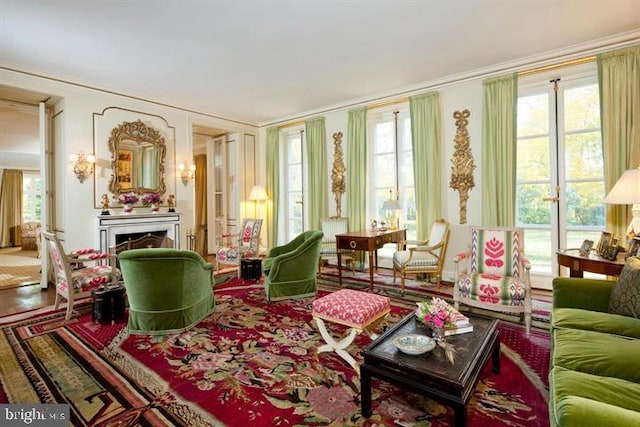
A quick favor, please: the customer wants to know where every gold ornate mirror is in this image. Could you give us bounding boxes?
[108,120,166,196]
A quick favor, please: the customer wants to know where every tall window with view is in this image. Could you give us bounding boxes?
[367,107,415,261]
[517,70,604,285]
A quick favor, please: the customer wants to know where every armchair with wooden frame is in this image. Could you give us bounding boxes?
[318,217,355,275]
[216,218,262,274]
[453,226,532,334]
[392,218,450,292]
[43,231,120,321]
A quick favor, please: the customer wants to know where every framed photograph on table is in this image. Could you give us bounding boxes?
[602,245,620,261]
[596,231,613,256]
[579,239,593,256]
[628,236,640,259]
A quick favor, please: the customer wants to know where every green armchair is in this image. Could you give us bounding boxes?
[119,248,215,335]
[264,230,323,302]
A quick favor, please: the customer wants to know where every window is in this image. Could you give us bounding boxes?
[281,128,305,242]
[516,69,604,282]
[367,107,415,259]
[22,171,41,222]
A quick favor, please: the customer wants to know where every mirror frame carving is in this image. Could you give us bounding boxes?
[108,120,167,196]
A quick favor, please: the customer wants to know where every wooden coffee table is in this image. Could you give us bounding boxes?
[360,313,500,427]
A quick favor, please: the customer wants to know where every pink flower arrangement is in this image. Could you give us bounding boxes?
[415,298,454,330]
[142,192,162,205]
[118,193,139,204]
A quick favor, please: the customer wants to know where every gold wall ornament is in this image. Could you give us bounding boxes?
[331,132,346,218]
[450,110,475,224]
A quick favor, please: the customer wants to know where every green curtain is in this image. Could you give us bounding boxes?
[265,126,280,248]
[410,91,442,238]
[481,74,518,226]
[347,107,367,233]
[305,116,328,230]
[598,45,640,241]
[0,170,23,247]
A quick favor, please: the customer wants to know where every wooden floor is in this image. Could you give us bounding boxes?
[0,283,57,316]
[0,254,219,317]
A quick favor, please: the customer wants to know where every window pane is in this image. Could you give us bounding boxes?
[373,122,394,154]
[524,229,552,274]
[565,182,605,227]
[373,153,395,189]
[564,132,603,179]
[516,183,551,225]
[517,93,549,136]
[517,137,550,181]
[564,84,600,131]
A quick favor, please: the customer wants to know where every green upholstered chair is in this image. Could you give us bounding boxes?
[263,230,323,302]
[118,248,215,335]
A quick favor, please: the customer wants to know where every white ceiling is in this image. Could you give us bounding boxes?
[1,1,640,126]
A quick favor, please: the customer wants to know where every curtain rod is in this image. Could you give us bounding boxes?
[518,56,596,77]
[279,120,305,129]
[278,98,410,128]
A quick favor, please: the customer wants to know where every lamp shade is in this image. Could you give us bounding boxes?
[604,168,640,205]
[382,199,402,211]
[248,185,268,201]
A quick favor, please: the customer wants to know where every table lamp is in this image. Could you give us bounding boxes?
[382,190,402,230]
[603,166,640,240]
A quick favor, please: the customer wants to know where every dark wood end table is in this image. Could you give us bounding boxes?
[361,313,500,427]
[556,248,625,278]
[335,228,406,290]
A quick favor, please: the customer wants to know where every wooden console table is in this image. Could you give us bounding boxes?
[556,248,626,278]
[336,228,406,290]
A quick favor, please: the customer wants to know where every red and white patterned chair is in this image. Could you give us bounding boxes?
[453,227,532,334]
[216,219,262,274]
[43,231,120,321]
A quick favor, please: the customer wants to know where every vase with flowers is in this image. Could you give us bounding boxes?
[415,297,454,341]
[142,192,163,212]
[118,193,139,214]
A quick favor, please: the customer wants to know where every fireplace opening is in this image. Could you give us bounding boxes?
[115,230,168,246]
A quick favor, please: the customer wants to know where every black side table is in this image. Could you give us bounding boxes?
[92,284,126,324]
[240,258,262,281]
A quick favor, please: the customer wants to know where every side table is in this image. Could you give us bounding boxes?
[92,284,126,324]
[556,249,625,278]
[241,258,262,281]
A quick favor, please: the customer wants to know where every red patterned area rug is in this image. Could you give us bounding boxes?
[0,281,549,426]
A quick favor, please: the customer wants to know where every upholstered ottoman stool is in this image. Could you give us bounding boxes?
[311,289,390,374]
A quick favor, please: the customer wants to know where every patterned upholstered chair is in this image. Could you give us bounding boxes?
[20,221,41,257]
[216,219,262,273]
[453,227,532,334]
[392,218,450,291]
[43,231,120,321]
[318,217,354,274]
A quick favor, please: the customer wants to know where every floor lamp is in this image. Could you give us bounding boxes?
[249,186,268,252]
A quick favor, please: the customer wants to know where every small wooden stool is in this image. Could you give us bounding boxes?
[311,289,390,374]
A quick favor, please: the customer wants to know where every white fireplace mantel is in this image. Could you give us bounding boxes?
[95,212,181,252]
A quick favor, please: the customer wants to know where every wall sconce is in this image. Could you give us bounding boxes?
[178,163,196,186]
[69,151,95,183]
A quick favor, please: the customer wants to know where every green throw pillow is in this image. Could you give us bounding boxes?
[609,256,640,318]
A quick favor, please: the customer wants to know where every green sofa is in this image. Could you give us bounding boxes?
[550,273,640,427]
[263,230,323,302]
[119,248,215,335]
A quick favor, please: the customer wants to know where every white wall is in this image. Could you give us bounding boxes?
[0,69,258,250]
